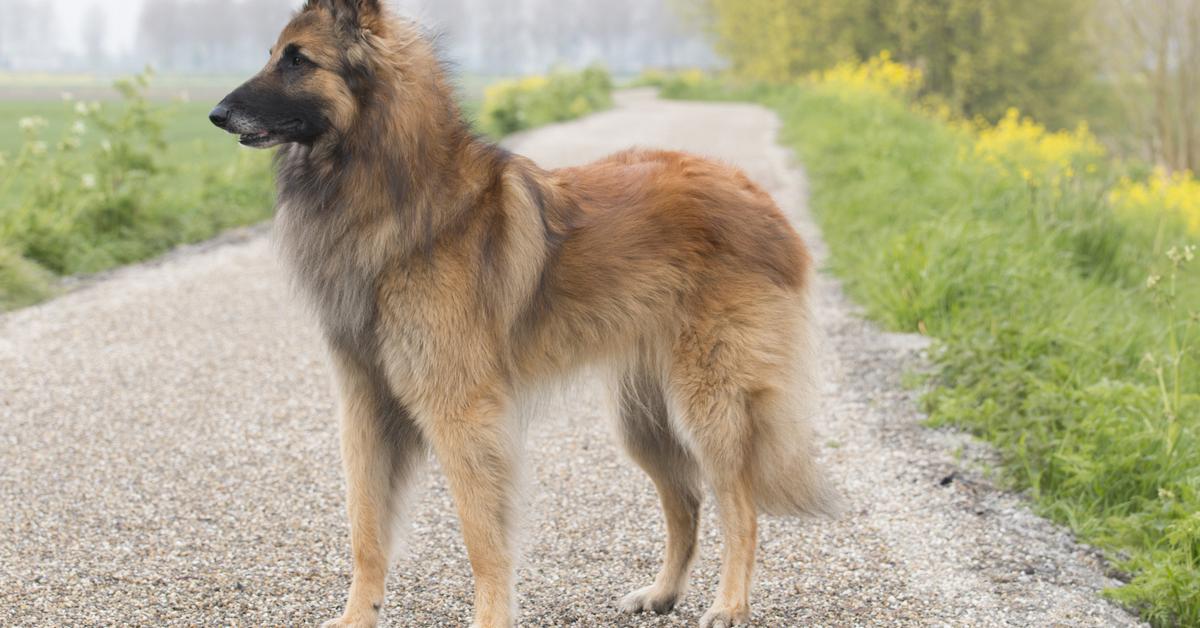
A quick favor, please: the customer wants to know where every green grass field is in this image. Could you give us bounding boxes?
[0,100,236,158]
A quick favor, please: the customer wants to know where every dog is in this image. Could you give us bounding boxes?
[209,1,837,625]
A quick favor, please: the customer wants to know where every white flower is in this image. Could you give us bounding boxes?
[1146,274,1161,289]
[29,141,47,156]
[100,139,113,153]
[71,120,87,135]
[74,102,89,116]
[61,91,75,102]
[18,116,47,132]
[81,173,97,189]
[1165,246,1192,265]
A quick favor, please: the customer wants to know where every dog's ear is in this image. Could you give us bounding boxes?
[306,0,383,28]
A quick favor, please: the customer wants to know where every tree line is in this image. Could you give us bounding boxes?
[1,0,714,76]
[130,0,713,75]
[677,0,1199,173]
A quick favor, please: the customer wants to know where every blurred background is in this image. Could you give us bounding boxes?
[1,3,1199,626]
[2,0,1195,166]
[0,0,716,93]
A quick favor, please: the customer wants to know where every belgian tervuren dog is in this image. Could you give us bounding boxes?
[210,1,837,626]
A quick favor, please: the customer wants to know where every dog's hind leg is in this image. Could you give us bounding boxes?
[614,365,703,616]
[667,325,763,628]
[324,348,427,628]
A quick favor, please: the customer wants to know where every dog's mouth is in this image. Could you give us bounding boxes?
[238,130,276,147]
[237,120,304,148]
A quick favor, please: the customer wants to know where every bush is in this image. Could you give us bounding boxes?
[478,66,614,137]
[664,56,1200,625]
[0,71,274,309]
[0,242,53,309]
[630,68,777,103]
[630,68,721,99]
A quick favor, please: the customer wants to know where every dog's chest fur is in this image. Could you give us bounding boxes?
[274,193,488,414]
[273,195,388,355]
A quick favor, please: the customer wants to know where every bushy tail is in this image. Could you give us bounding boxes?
[747,386,842,517]
[747,314,842,517]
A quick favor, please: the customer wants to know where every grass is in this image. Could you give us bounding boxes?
[0,101,224,154]
[664,71,1200,625]
[0,73,274,309]
[477,66,614,137]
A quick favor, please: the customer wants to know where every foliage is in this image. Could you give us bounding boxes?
[813,51,922,99]
[681,0,1096,127]
[1112,169,1200,237]
[0,241,53,310]
[887,0,1096,127]
[629,68,732,99]
[691,0,885,82]
[477,66,614,137]
[0,70,274,309]
[662,58,1200,624]
[971,108,1107,190]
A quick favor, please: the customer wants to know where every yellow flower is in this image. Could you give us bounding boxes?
[971,108,1104,185]
[812,52,921,97]
[1110,168,1200,234]
[518,75,549,91]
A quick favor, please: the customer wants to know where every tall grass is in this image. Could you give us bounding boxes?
[0,71,274,310]
[665,66,1200,625]
[477,66,613,137]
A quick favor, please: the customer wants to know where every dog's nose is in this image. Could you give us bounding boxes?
[209,104,230,128]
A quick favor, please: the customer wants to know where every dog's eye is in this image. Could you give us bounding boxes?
[291,55,306,67]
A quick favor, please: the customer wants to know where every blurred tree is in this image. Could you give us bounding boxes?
[0,0,59,70]
[670,0,889,80]
[889,0,1095,127]
[396,0,713,75]
[1095,0,1200,172]
[137,0,187,70]
[136,0,301,73]
[681,0,1096,127]
[123,0,711,75]
[82,3,108,67]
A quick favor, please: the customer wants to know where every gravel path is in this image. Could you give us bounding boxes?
[0,90,1139,627]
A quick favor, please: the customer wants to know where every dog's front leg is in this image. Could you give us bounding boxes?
[425,390,520,628]
[324,349,426,628]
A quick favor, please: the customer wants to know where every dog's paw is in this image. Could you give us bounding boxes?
[698,604,750,628]
[618,584,681,615]
[321,614,377,628]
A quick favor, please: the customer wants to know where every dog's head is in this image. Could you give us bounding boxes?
[208,0,395,149]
